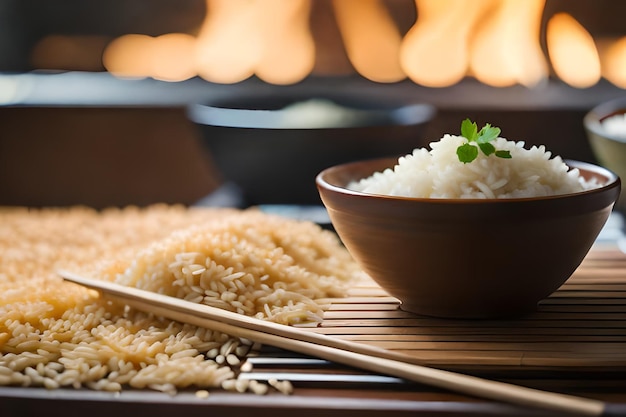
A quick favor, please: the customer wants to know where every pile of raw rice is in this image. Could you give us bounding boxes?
[349,134,600,198]
[0,205,361,394]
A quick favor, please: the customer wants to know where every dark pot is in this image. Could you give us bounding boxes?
[187,91,436,206]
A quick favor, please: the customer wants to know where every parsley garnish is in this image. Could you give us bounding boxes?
[456,119,511,164]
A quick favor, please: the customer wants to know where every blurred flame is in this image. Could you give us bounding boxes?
[96,1,624,89]
[103,34,155,79]
[193,0,315,85]
[546,13,601,88]
[149,34,197,82]
[333,0,405,83]
[470,0,548,87]
[253,0,315,85]
[194,0,261,84]
[400,0,493,87]
[601,37,626,89]
[104,33,196,82]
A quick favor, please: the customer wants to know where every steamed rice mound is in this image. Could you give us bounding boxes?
[349,134,598,199]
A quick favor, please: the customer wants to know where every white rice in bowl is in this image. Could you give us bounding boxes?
[602,113,626,139]
[349,134,601,199]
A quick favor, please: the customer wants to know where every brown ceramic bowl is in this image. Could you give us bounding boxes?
[316,158,620,319]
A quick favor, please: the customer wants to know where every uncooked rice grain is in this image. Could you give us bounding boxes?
[0,205,362,393]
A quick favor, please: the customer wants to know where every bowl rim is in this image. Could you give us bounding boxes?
[186,93,436,130]
[316,158,620,205]
[584,96,626,143]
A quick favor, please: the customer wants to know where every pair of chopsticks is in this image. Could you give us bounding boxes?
[58,270,620,416]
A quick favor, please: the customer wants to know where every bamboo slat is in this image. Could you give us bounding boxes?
[314,246,626,373]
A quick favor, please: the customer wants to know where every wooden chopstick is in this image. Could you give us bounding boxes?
[58,269,609,416]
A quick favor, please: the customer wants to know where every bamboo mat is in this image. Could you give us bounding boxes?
[310,245,626,374]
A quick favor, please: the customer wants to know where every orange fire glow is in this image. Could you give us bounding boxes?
[469,0,548,87]
[195,0,315,84]
[193,0,314,85]
[103,34,155,79]
[95,1,625,89]
[104,33,197,82]
[400,0,493,87]
[546,13,601,88]
[600,37,626,89]
[193,0,261,84]
[149,34,197,82]
[333,0,405,83]
[252,0,315,85]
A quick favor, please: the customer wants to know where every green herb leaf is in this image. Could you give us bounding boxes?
[479,142,496,156]
[457,143,478,164]
[461,118,478,142]
[476,124,501,144]
[456,119,510,164]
